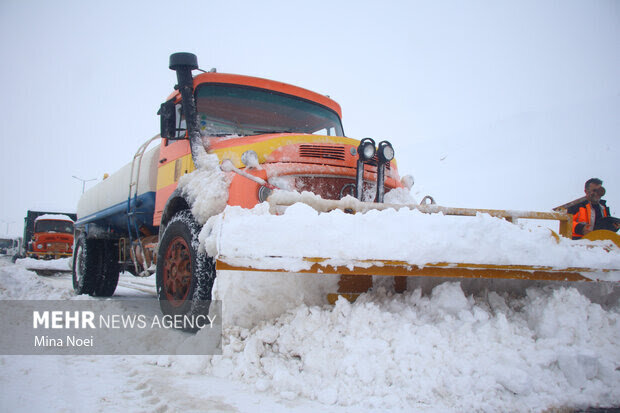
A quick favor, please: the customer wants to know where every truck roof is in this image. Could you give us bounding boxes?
[166,72,342,118]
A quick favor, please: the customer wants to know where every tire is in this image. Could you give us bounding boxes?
[94,241,120,297]
[72,235,100,295]
[156,210,215,318]
[73,236,120,297]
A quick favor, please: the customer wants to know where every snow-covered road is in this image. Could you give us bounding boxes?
[0,257,331,412]
[1,256,619,412]
[36,271,157,297]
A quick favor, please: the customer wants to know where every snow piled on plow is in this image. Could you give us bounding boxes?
[202,195,620,277]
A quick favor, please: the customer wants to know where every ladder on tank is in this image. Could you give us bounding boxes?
[126,136,159,276]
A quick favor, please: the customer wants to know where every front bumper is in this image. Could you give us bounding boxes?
[27,251,72,260]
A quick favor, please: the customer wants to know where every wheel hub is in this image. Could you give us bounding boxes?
[162,236,192,306]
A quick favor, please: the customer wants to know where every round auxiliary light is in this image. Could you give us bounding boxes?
[37,244,44,249]
[258,186,272,203]
[358,138,376,161]
[241,150,259,168]
[377,141,394,163]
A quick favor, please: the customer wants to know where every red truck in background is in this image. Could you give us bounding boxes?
[21,211,76,260]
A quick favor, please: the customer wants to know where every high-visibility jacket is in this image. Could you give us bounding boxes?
[567,200,610,239]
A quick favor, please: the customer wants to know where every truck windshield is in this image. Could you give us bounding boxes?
[35,220,73,234]
[0,239,13,248]
[195,84,344,137]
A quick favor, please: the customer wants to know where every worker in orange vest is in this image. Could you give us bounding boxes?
[568,178,619,239]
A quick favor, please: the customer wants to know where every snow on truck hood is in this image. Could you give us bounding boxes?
[201,192,620,280]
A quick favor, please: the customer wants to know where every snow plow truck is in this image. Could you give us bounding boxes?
[73,53,620,316]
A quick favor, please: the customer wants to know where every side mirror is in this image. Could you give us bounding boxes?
[158,100,176,139]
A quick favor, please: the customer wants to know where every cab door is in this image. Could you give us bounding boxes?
[153,138,193,226]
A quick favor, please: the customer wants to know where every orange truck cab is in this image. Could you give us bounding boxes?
[155,62,402,226]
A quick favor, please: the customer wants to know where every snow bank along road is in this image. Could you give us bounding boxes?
[1,256,619,412]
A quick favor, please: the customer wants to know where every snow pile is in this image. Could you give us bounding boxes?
[1,258,619,410]
[0,259,74,300]
[202,197,620,277]
[0,260,217,355]
[14,257,71,272]
[178,152,232,225]
[383,186,417,204]
[193,283,620,411]
[211,270,340,328]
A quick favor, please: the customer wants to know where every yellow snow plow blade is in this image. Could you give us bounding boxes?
[214,195,620,287]
[584,230,620,248]
[216,258,602,282]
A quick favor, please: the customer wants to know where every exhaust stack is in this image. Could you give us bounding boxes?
[169,52,206,166]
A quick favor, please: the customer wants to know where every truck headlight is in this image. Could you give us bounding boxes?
[37,244,44,249]
[357,138,376,161]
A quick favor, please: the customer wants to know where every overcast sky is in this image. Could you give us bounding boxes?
[1,0,618,237]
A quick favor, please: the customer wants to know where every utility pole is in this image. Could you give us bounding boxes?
[0,220,14,235]
[72,176,96,194]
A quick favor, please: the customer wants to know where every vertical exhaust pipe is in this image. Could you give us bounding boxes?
[169,52,208,167]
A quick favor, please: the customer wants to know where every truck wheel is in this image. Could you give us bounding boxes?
[72,235,101,295]
[156,210,215,317]
[94,241,120,297]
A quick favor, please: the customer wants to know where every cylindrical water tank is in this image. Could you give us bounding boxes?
[76,144,160,234]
